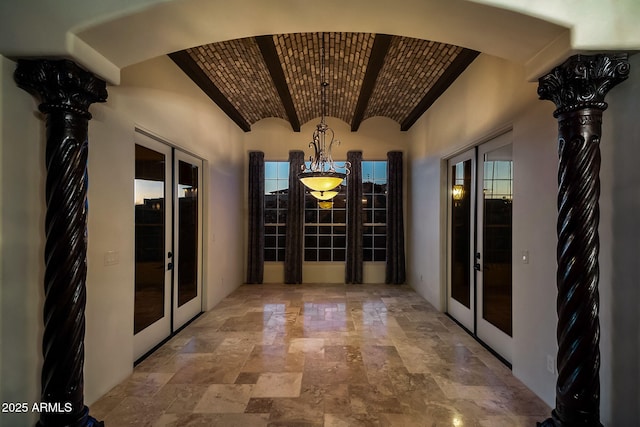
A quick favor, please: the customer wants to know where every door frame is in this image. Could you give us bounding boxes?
[133,127,205,361]
[445,129,513,364]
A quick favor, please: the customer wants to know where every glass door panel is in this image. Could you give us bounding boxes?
[173,151,203,330]
[177,160,199,306]
[477,136,513,362]
[447,149,475,331]
[134,140,172,360]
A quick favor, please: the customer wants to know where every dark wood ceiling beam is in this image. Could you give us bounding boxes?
[255,35,301,132]
[351,34,393,132]
[400,48,479,131]
[168,51,251,132]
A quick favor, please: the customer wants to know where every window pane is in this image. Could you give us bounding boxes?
[265,194,277,209]
[319,210,332,223]
[334,249,346,262]
[277,210,287,224]
[265,235,276,248]
[305,209,317,223]
[265,249,276,262]
[265,162,277,178]
[264,161,289,261]
[319,236,331,247]
[362,160,387,262]
[305,249,316,261]
[278,161,289,178]
[319,249,332,262]
[265,209,277,224]
[305,236,317,248]
[374,162,387,180]
[362,162,373,182]
[333,209,346,223]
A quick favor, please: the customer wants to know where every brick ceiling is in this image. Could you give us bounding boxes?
[169,33,478,132]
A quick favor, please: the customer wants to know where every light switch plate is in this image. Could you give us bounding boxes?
[104,250,120,266]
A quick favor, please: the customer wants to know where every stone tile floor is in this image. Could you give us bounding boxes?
[90,284,550,426]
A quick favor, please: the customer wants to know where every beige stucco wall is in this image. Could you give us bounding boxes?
[0,54,46,427]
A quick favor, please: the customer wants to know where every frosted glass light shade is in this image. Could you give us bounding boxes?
[298,171,345,192]
[310,190,338,200]
[318,201,333,209]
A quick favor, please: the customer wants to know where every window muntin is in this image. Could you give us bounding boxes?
[264,161,289,262]
[362,161,387,262]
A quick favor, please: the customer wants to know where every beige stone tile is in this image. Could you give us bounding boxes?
[105,372,174,398]
[288,337,325,353]
[101,396,166,426]
[193,384,253,413]
[251,372,303,398]
[153,412,269,427]
[154,383,210,413]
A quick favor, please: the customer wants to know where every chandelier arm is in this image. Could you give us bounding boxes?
[297,32,351,199]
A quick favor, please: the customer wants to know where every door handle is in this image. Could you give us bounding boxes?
[167,262,173,271]
[474,263,481,271]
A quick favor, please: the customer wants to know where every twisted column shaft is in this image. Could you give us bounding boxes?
[14,59,107,427]
[537,54,629,427]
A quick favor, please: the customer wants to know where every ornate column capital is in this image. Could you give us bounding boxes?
[538,53,629,117]
[14,59,107,118]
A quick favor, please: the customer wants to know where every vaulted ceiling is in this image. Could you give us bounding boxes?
[169,33,478,132]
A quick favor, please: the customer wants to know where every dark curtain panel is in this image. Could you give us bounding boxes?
[285,150,305,284]
[345,150,363,284]
[386,151,406,284]
[246,151,264,284]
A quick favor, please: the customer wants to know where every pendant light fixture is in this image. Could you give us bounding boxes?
[298,33,350,200]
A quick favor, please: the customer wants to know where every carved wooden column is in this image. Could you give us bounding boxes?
[14,59,107,427]
[537,54,629,426]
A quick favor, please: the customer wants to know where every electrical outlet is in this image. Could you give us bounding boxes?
[546,355,555,374]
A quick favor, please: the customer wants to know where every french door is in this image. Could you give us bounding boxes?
[447,132,513,362]
[134,131,203,360]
